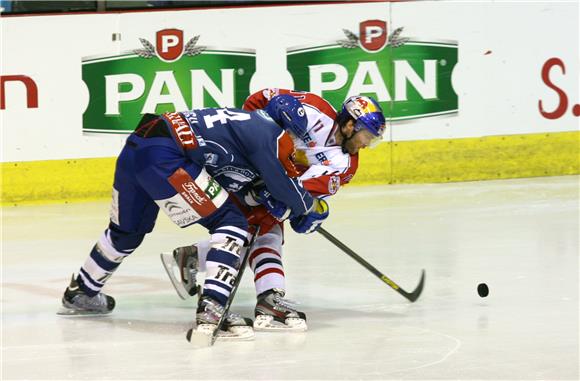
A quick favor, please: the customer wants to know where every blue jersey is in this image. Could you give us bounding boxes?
[161,108,313,218]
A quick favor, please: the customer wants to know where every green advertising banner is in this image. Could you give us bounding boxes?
[287,41,458,121]
[82,26,454,134]
[83,47,255,134]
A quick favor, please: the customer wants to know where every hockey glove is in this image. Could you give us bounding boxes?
[245,187,291,222]
[246,205,281,235]
[290,198,329,234]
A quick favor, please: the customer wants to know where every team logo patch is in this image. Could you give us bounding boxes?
[214,165,256,181]
[328,175,340,195]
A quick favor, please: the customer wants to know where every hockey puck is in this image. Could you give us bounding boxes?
[477,283,489,298]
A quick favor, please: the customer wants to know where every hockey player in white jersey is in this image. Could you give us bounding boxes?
[162,89,386,331]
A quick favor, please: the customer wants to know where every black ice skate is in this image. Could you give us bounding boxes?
[254,289,307,331]
[58,274,115,316]
[191,296,254,341]
[160,245,200,300]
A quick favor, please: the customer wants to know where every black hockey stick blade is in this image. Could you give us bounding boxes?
[390,269,425,302]
[317,227,425,303]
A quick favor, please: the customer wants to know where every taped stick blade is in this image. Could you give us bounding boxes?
[186,327,213,347]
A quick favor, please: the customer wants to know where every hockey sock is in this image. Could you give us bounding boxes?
[248,226,285,295]
[202,226,248,306]
[195,239,211,272]
[77,229,141,296]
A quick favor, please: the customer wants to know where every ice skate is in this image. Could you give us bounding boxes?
[57,274,115,316]
[254,289,307,332]
[187,296,254,344]
[160,245,200,300]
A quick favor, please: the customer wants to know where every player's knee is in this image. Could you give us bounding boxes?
[107,224,146,252]
[93,226,145,264]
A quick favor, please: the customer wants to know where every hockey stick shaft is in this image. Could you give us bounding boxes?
[210,225,260,344]
[186,226,260,345]
[317,227,425,302]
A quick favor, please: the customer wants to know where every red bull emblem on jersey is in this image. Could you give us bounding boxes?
[328,176,341,195]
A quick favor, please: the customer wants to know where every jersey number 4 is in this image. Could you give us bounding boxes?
[203,109,251,128]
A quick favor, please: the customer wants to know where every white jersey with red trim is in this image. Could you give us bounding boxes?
[243,88,358,197]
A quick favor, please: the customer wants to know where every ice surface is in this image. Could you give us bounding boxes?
[2,176,578,380]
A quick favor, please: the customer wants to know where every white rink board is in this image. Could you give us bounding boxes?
[1,1,578,162]
[391,1,579,141]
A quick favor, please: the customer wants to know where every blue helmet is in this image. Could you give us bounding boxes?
[265,94,308,138]
[338,95,386,138]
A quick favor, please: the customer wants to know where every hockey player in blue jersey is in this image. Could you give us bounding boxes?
[58,96,329,339]
[163,92,385,332]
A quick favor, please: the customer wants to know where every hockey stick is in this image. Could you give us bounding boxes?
[317,227,425,302]
[186,225,260,346]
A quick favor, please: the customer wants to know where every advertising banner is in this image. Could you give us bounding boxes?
[287,24,458,121]
[1,2,577,164]
[82,42,255,133]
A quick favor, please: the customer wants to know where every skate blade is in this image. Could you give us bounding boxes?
[253,315,307,332]
[160,252,192,300]
[57,306,112,317]
[186,324,254,346]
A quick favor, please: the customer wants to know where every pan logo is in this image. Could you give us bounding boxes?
[135,29,206,62]
[82,30,255,134]
[359,20,388,52]
[339,20,410,52]
[287,20,458,122]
